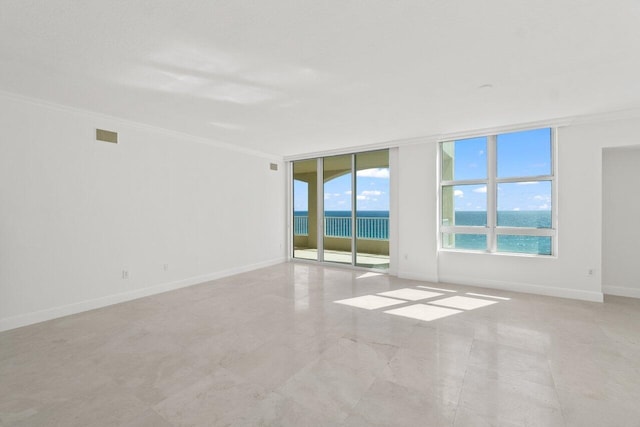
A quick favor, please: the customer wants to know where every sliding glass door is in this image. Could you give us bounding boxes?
[292,149,390,270]
[355,150,389,269]
[292,159,318,261]
[323,154,353,265]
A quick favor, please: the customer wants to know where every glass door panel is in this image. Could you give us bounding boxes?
[323,154,352,265]
[293,159,318,260]
[355,150,390,269]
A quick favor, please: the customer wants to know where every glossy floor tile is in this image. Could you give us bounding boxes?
[1,262,640,426]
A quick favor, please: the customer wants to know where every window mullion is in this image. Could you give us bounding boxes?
[495,227,555,236]
[495,175,554,184]
[487,135,497,252]
[351,154,356,266]
[442,226,490,234]
[317,157,324,263]
[441,178,487,186]
[438,127,555,256]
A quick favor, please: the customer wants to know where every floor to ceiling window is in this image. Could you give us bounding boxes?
[292,159,318,261]
[292,149,389,270]
[323,154,353,265]
[355,150,389,268]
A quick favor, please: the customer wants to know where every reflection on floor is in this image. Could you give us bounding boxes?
[2,262,640,426]
[294,248,389,269]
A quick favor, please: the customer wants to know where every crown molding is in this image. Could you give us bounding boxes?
[3,88,638,163]
[284,107,640,161]
[0,89,283,161]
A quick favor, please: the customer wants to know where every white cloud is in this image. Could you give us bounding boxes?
[537,203,550,210]
[516,181,539,185]
[356,168,389,178]
[324,194,330,199]
[344,190,352,195]
[454,189,464,198]
[356,195,366,200]
[533,195,550,201]
[513,207,521,211]
[361,190,382,196]
[473,186,487,193]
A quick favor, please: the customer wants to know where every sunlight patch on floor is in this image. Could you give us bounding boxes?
[334,285,504,322]
[466,292,511,301]
[429,296,498,310]
[417,285,457,293]
[385,304,462,322]
[334,295,406,310]
[377,288,442,301]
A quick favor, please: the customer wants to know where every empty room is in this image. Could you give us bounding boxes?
[1,1,640,426]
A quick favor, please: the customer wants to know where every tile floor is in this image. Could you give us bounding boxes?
[1,263,639,426]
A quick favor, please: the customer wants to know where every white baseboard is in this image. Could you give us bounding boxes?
[437,274,604,302]
[603,285,640,299]
[0,258,285,332]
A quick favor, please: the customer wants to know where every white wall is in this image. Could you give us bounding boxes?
[603,146,640,298]
[0,94,285,331]
[395,116,640,302]
[396,142,438,282]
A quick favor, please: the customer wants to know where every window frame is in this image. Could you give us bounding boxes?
[439,128,557,256]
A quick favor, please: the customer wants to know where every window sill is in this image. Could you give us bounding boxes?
[438,248,557,259]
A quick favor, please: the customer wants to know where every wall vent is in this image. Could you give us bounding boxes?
[270,163,278,171]
[96,129,118,144]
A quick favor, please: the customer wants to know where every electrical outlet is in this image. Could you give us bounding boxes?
[587,269,594,276]
[163,263,169,272]
[122,270,129,279]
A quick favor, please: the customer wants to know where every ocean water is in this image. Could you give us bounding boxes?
[450,210,552,255]
[294,210,552,254]
[454,210,551,228]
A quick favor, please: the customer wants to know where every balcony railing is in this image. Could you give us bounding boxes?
[294,215,309,236]
[293,215,389,240]
[355,217,389,240]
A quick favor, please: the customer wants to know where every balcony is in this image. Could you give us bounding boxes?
[293,215,389,268]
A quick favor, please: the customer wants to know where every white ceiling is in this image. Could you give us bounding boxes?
[2,1,640,157]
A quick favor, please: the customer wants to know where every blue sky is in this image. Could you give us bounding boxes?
[450,128,552,211]
[294,128,550,213]
[450,181,552,212]
[294,167,390,211]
